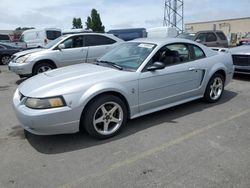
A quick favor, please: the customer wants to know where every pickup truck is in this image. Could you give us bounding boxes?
[0,34,27,49]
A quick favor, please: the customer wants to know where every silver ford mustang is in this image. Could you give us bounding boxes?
[13,38,234,139]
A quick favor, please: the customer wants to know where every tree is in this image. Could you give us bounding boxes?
[85,9,105,32]
[72,17,83,29]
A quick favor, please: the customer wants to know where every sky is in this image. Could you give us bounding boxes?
[0,0,249,31]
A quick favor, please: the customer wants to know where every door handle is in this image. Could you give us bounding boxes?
[188,67,196,71]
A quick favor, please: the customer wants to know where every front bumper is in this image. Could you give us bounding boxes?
[13,89,80,135]
[8,61,33,76]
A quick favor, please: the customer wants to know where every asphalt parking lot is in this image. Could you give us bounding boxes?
[0,65,250,188]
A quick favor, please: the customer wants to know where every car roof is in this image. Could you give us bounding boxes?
[131,37,200,46]
[65,33,115,37]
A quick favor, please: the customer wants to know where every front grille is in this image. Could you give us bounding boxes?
[235,68,250,73]
[232,55,250,66]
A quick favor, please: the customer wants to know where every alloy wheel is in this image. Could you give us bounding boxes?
[37,66,52,74]
[2,56,10,65]
[93,102,123,135]
[210,77,223,100]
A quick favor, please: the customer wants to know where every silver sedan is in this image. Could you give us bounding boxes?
[13,38,234,139]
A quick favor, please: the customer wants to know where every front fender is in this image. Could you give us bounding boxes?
[78,81,139,118]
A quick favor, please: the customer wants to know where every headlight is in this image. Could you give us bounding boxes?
[25,96,66,109]
[16,55,30,64]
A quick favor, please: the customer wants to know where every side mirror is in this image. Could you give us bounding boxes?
[147,62,165,71]
[58,44,65,50]
[195,39,201,43]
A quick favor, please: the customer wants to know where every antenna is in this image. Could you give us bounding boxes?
[163,0,184,32]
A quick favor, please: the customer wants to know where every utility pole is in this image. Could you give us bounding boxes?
[163,0,184,32]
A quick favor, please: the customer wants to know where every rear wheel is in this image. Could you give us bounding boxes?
[204,73,225,103]
[1,55,11,65]
[33,62,54,75]
[82,95,127,139]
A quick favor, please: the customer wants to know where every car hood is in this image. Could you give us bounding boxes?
[18,63,135,97]
[13,48,44,58]
[229,45,250,55]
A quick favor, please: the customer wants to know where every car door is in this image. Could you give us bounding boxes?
[138,43,205,112]
[85,35,116,63]
[57,35,88,67]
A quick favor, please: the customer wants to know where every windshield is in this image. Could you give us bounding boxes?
[98,42,156,70]
[177,33,196,40]
[44,36,67,49]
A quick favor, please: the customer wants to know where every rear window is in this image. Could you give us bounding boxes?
[46,31,62,40]
[193,45,205,59]
[216,32,227,40]
[0,34,10,41]
[85,35,116,46]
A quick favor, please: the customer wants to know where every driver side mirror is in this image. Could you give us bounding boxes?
[147,62,165,71]
[58,44,65,50]
[195,39,201,43]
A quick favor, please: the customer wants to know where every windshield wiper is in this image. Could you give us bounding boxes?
[96,60,123,70]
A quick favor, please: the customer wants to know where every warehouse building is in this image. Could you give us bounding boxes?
[185,17,250,45]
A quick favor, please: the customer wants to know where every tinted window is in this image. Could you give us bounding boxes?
[62,36,84,49]
[216,32,227,40]
[153,43,190,66]
[85,35,116,46]
[206,33,217,42]
[0,34,10,41]
[46,31,62,40]
[193,45,205,59]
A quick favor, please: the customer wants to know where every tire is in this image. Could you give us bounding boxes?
[1,55,11,65]
[204,73,225,103]
[82,95,128,139]
[33,62,54,75]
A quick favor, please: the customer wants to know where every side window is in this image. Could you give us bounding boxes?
[85,35,116,46]
[62,36,84,49]
[206,32,217,42]
[46,31,62,40]
[196,33,206,42]
[152,43,190,66]
[192,45,206,60]
[216,32,227,40]
[0,34,10,41]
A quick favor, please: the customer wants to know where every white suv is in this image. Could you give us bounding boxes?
[8,33,123,77]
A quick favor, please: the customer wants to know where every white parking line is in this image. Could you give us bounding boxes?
[59,108,250,188]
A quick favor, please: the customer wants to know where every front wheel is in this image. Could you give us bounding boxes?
[204,73,225,103]
[1,55,11,65]
[33,62,54,75]
[82,95,128,139]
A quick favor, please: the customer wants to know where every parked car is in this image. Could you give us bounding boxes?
[13,38,234,139]
[230,45,250,75]
[8,33,123,77]
[177,30,228,47]
[0,34,27,49]
[238,32,250,46]
[107,28,147,41]
[20,28,62,48]
[211,45,250,75]
[0,42,22,65]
